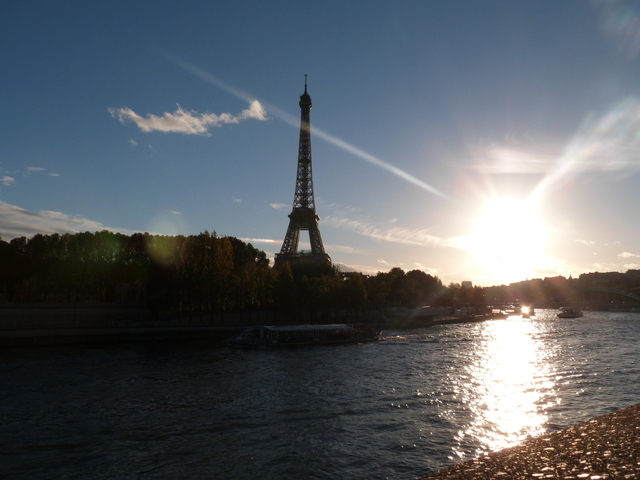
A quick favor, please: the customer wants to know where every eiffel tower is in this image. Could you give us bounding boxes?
[274,77,331,270]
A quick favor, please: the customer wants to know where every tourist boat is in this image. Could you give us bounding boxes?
[230,324,381,348]
[557,307,584,318]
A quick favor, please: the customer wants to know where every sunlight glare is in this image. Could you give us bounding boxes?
[468,198,548,284]
[452,320,556,458]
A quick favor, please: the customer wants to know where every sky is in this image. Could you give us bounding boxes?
[3,1,640,286]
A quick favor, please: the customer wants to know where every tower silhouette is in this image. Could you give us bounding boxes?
[274,77,331,270]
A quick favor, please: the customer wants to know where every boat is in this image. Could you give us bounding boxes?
[230,324,381,348]
[557,307,584,318]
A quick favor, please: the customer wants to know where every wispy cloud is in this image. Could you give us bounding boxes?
[1,176,15,186]
[108,100,268,135]
[0,201,135,240]
[590,262,619,272]
[324,243,369,255]
[169,210,181,215]
[233,198,242,204]
[24,167,60,177]
[239,237,281,245]
[324,215,461,248]
[414,263,439,276]
[575,239,597,245]
[339,263,385,275]
[469,144,559,174]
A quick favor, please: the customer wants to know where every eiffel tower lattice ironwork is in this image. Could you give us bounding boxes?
[274,77,331,270]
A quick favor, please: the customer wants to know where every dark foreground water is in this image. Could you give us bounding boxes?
[1,310,639,479]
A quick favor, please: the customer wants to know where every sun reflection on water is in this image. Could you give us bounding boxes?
[450,319,557,458]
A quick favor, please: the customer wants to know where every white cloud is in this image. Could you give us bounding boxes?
[0,200,136,240]
[624,263,640,270]
[27,167,45,173]
[239,100,268,121]
[169,210,181,215]
[1,176,15,186]
[269,202,288,210]
[49,173,61,177]
[233,198,242,204]
[108,100,268,135]
[619,251,640,258]
[575,239,596,245]
[130,139,138,146]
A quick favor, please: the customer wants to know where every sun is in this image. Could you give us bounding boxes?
[467,198,548,284]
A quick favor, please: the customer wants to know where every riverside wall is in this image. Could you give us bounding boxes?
[0,304,260,346]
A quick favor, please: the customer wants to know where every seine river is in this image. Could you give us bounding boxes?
[2,310,639,479]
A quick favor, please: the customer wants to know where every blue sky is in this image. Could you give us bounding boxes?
[3,0,640,286]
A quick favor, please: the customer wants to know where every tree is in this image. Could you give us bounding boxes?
[275,263,297,320]
[343,272,367,316]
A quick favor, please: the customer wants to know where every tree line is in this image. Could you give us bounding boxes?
[0,231,448,321]
[7,230,635,321]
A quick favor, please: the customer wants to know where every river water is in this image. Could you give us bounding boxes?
[1,310,639,479]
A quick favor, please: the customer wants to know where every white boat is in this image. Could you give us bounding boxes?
[557,307,584,318]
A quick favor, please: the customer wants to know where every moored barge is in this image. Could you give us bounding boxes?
[230,324,380,347]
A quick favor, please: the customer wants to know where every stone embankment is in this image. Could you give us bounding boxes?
[418,403,640,479]
[0,304,246,346]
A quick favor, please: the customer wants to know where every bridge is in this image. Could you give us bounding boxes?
[582,287,640,304]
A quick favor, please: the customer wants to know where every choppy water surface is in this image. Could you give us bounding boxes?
[2,310,639,479]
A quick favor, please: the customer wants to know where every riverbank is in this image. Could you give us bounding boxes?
[0,303,488,347]
[0,304,245,346]
[0,324,241,347]
[418,402,640,479]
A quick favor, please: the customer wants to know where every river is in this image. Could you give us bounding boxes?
[1,309,639,479]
